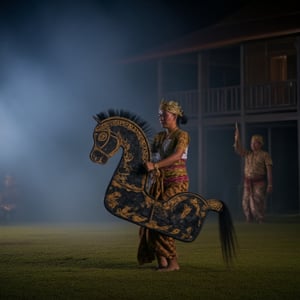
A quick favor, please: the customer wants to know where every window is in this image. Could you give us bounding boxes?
[270,55,287,81]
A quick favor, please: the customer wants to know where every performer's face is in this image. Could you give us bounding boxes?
[158,110,177,129]
[251,139,262,151]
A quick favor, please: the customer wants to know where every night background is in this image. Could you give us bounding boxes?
[0,0,252,222]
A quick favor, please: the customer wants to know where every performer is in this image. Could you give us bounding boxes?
[0,174,18,223]
[234,125,273,223]
[138,100,190,271]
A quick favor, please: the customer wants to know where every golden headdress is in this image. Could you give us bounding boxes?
[251,134,264,145]
[159,100,183,117]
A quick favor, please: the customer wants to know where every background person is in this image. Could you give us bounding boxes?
[234,125,273,223]
[0,174,18,223]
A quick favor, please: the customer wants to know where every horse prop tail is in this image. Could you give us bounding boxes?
[207,199,237,264]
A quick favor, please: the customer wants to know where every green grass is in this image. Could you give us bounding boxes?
[0,216,300,300]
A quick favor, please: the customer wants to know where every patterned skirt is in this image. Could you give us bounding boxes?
[137,178,189,265]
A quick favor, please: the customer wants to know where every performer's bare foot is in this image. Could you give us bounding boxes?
[157,257,180,272]
[156,256,168,269]
[157,266,180,272]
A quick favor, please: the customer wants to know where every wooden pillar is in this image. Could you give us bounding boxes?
[296,36,300,213]
[267,127,273,212]
[157,59,163,102]
[197,52,204,194]
[238,43,246,195]
[234,43,247,208]
[240,43,246,148]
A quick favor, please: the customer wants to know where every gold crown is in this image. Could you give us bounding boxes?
[159,100,183,117]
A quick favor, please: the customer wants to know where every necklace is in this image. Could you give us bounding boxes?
[165,127,178,139]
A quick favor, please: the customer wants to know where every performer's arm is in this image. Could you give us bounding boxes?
[145,148,185,171]
[266,165,273,194]
[233,122,246,156]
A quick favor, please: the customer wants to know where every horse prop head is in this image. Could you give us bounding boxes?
[90,114,121,165]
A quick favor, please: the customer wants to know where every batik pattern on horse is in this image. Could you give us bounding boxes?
[90,110,236,262]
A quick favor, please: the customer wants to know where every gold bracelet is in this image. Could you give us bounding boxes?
[153,163,159,170]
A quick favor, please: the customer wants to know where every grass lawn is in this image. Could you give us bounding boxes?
[0,215,299,300]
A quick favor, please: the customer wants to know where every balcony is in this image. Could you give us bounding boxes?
[163,80,297,119]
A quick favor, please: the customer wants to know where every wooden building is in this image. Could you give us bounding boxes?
[125,3,300,216]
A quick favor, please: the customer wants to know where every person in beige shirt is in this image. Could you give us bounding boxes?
[234,126,273,223]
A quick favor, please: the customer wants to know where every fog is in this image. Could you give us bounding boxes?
[0,1,181,222]
[0,1,256,223]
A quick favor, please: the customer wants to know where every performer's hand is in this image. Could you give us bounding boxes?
[234,122,239,143]
[145,161,154,172]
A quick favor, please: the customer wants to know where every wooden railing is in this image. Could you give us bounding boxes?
[203,86,241,115]
[244,80,297,112]
[163,80,297,118]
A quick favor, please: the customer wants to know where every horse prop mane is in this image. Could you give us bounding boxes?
[90,109,237,263]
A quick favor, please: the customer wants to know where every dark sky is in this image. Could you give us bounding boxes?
[0,0,251,222]
[0,0,251,57]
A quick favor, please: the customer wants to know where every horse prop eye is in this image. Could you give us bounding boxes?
[98,132,108,143]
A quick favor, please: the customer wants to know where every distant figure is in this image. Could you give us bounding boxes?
[0,175,18,223]
[234,125,273,223]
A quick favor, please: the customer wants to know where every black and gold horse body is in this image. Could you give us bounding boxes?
[90,110,236,262]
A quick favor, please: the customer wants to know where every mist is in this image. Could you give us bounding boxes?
[0,1,180,222]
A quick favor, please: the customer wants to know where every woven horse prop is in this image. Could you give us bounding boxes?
[90,110,236,263]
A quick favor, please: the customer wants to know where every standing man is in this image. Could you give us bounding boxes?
[234,125,273,223]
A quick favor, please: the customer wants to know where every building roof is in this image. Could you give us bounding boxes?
[123,2,300,63]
